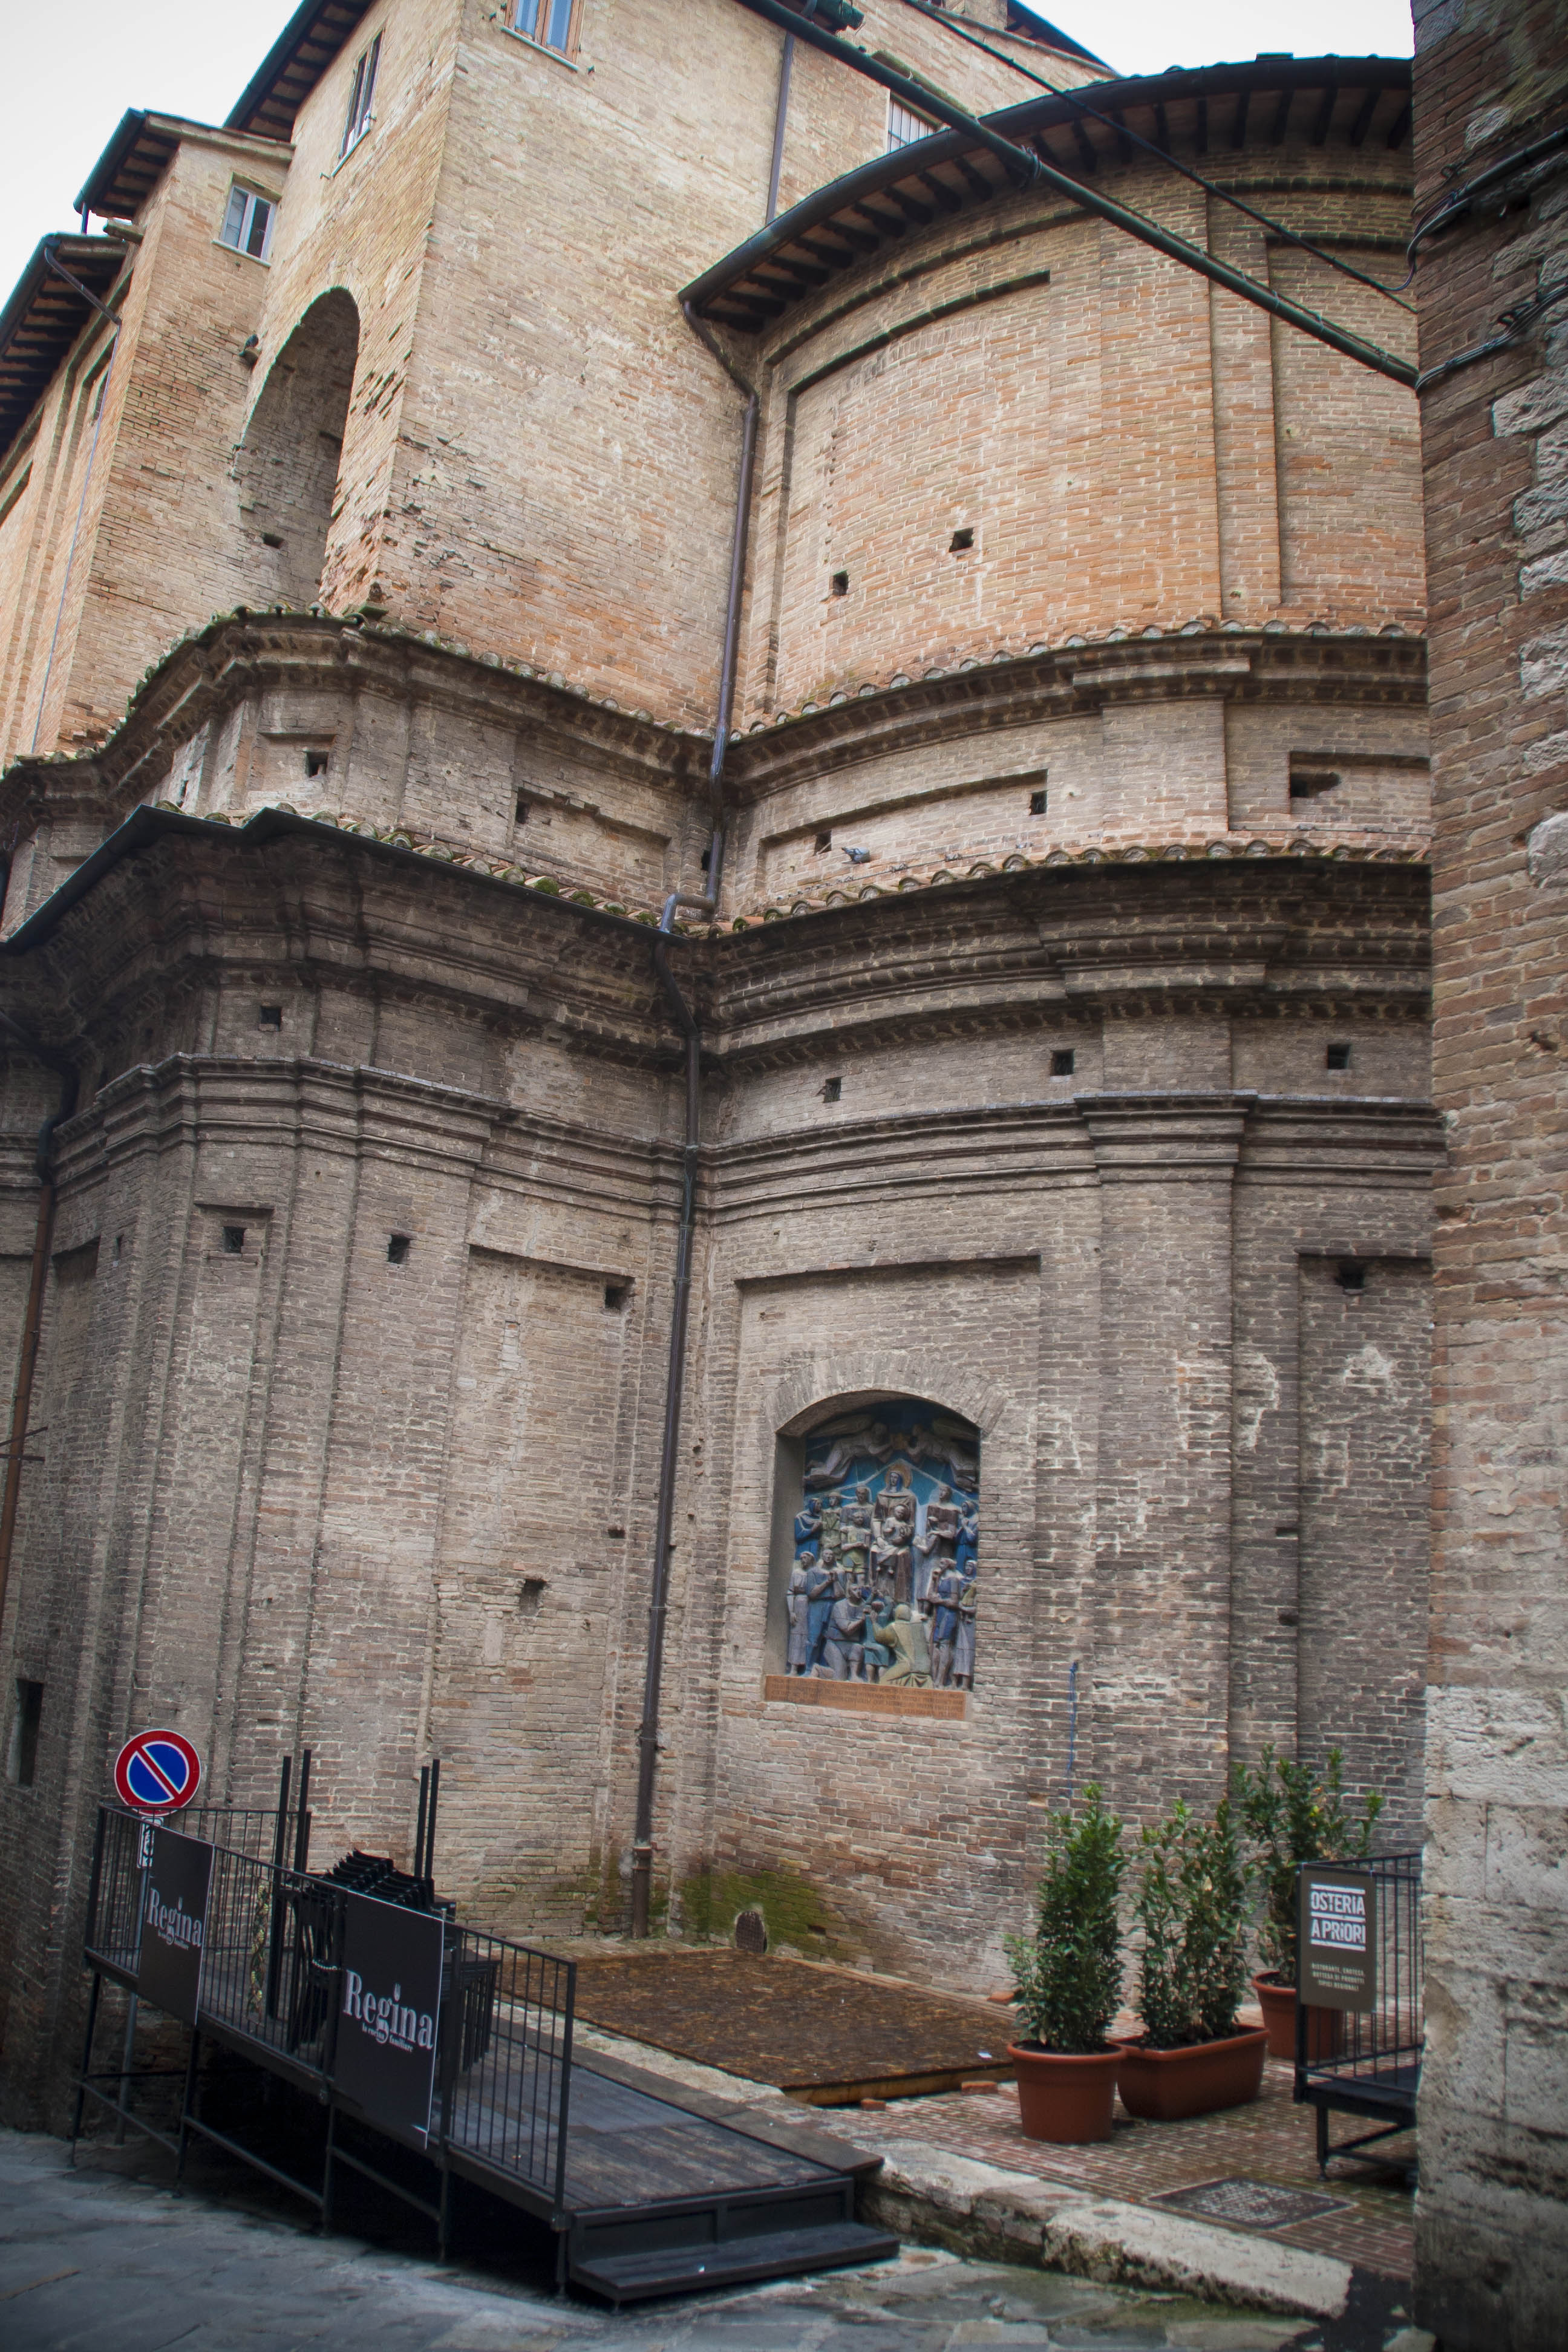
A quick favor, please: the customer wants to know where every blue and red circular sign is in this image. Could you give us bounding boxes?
[113,1729,202,1815]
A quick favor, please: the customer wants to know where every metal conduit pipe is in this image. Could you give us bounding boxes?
[628,318,760,1936]
[0,1008,78,1651]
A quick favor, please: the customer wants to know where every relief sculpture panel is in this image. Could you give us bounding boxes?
[783,1399,979,1690]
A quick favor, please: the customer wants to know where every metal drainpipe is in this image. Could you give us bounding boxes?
[0,1012,79,1651]
[628,318,761,1938]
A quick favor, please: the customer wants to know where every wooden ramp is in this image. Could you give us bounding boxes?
[554,2044,893,2302]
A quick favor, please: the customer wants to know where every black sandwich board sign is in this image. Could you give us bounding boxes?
[1298,1866,1377,2011]
[333,1890,445,2143]
[138,1826,214,2025]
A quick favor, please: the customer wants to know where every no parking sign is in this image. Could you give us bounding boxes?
[113,1728,203,1816]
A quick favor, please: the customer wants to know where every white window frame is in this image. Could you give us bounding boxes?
[509,0,580,59]
[217,181,277,263]
[887,96,937,152]
[341,32,382,159]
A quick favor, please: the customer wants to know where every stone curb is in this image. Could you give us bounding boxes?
[858,2140,1353,2321]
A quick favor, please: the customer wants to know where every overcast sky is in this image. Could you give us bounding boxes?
[2,0,1415,303]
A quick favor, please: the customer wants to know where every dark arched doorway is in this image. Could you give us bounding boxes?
[234,289,359,607]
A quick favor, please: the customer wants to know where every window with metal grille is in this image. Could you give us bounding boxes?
[218,184,275,261]
[341,33,381,157]
[511,0,578,55]
[887,97,936,151]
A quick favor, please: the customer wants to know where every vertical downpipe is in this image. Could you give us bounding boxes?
[628,296,763,1936]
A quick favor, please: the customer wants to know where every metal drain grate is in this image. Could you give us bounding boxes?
[1149,2177,1351,2230]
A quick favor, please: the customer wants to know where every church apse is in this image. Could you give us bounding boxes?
[780,1400,980,1693]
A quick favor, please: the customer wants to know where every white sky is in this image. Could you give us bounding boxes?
[2,0,1414,304]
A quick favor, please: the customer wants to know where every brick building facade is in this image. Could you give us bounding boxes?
[1410,2,1568,2344]
[0,0,1439,2123]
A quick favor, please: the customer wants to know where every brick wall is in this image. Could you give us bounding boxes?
[1411,1,1568,2344]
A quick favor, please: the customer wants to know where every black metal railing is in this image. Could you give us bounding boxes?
[1295,1846,1423,2088]
[437,1922,575,2209]
[80,1803,577,2222]
[1294,1846,1422,2175]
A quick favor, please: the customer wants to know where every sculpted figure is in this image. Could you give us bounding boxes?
[913,1483,961,1602]
[861,1593,897,1680]
[818,1488,845,1558]
[823,1591,868,1681]
[804,1553,838,1670]
[928,1565,964,1687]
[785,1560,813,1674]
[837,1485,873,1579]
[804,1421,896,1488]
[881,1602,932,1687]
[953,1575,978,1689]
[793,1493,823,1554]
[871,1494,915,1605]
[954,1494,979,1580]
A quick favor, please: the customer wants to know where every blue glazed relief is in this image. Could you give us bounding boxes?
[785,1400,979,1691]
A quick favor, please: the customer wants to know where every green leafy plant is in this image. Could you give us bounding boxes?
[1133,1796,1252,2048]
[1230,1746,1383,1982]
[1004,1784,1126,2054]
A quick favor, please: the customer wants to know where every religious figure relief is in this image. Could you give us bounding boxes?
[783,1399,980,1689]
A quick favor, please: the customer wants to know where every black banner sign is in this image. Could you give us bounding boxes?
[333,1892,444,2143]
[1298,1866,1377,2011]
[138,1827,214,2025]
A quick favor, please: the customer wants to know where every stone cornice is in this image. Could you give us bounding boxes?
[726,627,1428,805]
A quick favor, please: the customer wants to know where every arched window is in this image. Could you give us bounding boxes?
[234,289,359,609]
[777,1397,979,1693]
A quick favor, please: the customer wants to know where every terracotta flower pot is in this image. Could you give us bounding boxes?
[1112,2025,1269,2122]
[1252,1972,1344,2062]
[1007,2042,1120,2143]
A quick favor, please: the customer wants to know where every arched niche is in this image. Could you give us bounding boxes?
[767,1391,981,1693]
[234,289,359,607]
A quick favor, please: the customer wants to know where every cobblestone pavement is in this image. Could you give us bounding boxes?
[1,2130,1426,2352]
[841,2054,1414,2283]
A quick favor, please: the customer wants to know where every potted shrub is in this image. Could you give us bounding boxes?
[1231,1746,1383,2059]
[1114,1795,1269,2122]
[1003,1783,1126,2143]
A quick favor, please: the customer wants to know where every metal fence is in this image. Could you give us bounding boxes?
[80,1804,577,2225]
[1295,1846,1423,2173]
[437,1922,575,2209]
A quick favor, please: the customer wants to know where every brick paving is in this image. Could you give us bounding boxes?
[843,2047,1415,2283]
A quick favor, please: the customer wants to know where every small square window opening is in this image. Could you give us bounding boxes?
[949,528,975,554]
[1030,787,1048,816]
[511,0,577,54]
[221,1224,246,1255]
[341,33,381,158]
[604,1281,630,1310]
[518,1577,547,1617]
[258,1005,283,1030]
[814,830,832,853]
[822,1076,842,1103]
[830,570,849,597]
[1326,1042,1352,1071]
[388,1233,411,1265]
[887,96,936,150]
[1051,1048,1076,1077]
[515,794,529,826]
[304,749,328,777]
[219,184,276,261]
[7,1679,43,1786]
[1290,767,1341,801]
[1337,1262,1367,1292]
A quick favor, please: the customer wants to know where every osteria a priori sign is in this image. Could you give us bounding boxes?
[1298,1866,1377,2011]
[138,1826,214,2024]
[333,1890,445,2141]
